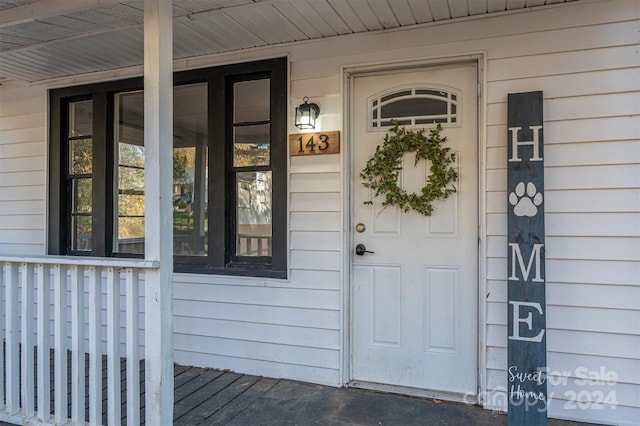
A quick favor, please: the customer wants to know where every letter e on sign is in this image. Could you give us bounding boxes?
[289,131,340,156]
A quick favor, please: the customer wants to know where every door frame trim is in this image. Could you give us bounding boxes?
[340,53,488,404]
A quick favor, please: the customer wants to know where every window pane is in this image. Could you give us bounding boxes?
[174,83,208,256]
[118,91,144,145]
[371,89,458,129]
[72,178,92,213]
[115,91,145,254]
[117,217,145,254]
[69,138,92,174]
[381,90,411,103]
[119,143,145,168]
[116,159,145,254]
[118,166,145,192]
[68,99,93,254]
[173,146,208,255]
[118,194,145,216]
[415,118,448,124]
[69,100,92,137]
[234,79,269,123]
[114,84,210,256]
[415,89,446,97]
[71,215,92,251]
[175,83,207,137]
[382,119,410,127]
[236,171,272,257]
[381,98,447,119]
[233,124,270,167]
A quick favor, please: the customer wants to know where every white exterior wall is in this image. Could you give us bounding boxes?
[0,1,638,424]
[0,84,47,255]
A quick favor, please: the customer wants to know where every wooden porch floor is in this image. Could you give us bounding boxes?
[171,365,279,425]
[1,350,280,425]
[97,361,281,425]
[4,354,597,425]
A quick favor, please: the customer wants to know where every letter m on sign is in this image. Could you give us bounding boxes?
[508,243,544,282]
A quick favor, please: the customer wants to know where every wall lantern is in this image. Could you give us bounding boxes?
[295,97,320,130]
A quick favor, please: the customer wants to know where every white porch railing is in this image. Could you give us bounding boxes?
[0,255,160,425]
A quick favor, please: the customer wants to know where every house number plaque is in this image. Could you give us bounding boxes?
[289,131,340,156]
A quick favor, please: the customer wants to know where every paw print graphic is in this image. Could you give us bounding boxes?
[509,182,543,217]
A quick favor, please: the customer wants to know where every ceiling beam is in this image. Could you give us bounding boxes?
[0,0,126,27]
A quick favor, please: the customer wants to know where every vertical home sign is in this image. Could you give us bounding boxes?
[507,91,547,425]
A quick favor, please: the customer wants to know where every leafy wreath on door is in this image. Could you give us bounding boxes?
[360,122,458,216]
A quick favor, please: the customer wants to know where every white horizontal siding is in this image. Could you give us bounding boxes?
[488,235,640,261]
[488,302,640,335]
[174,280,339,309]
[488,44,638,82]
[175,342,341,386]
[0,81,47,256]
[489,164,640,191]
[478,3,639,423]
[290,192,340,211]
[172,273,342,385]
[173,299,339,329]
[488,258,639,285]
[488,140,640,169]
[0,1,638,423]
[488,280,640,311]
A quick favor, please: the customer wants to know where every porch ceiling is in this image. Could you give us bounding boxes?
[0,0,579,82]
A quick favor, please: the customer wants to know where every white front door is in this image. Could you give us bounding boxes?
[350,62,478,396]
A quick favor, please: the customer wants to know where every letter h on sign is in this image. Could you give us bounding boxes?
[508,126,543,162]
[507,92,547,426]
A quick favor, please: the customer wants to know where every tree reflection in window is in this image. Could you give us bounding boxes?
[114,90,145,254]
[113,84,209,255]
[68,100,93,251]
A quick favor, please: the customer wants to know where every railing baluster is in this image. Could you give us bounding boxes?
[87,266,101,426]
[0,257,159,425]
[21,263,35,418]
[53,264,68,424]
[37,263,51,422]
[125,268,140,426]
[106,267,121,424]
[5,262,19,414]
[70,265,85,424]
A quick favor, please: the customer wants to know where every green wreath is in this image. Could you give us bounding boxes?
[360,122,458,216]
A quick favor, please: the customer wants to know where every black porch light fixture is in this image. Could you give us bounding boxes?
[295,96,320,130]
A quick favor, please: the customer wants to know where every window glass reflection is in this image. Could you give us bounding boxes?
[236,171,272,257]
[173,83,208,255]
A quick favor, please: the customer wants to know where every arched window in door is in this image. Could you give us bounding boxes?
[369,87,459,130]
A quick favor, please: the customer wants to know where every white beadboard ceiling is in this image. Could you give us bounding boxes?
[0,0,578,82]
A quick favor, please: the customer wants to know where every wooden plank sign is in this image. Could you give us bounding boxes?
[507,91,547,425]
[289,131,340,156]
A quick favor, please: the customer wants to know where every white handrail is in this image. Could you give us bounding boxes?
[0,254,159,268]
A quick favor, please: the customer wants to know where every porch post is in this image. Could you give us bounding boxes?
[143,0,173,424]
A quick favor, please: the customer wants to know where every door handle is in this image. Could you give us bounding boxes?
[355,244,374,256]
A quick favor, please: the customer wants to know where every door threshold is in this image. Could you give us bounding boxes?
[347,380,477,404]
